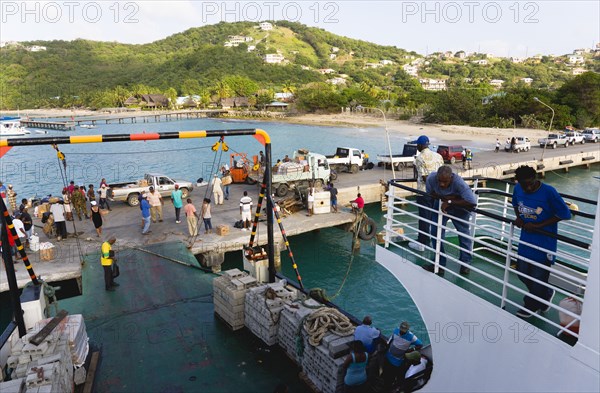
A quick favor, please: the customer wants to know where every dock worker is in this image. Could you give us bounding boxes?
[350,193,364,214]
[147,186,163,223]
[71,185,88,220]
[410,135,444,253]
[211,174,224,205]
[171,184,183,224]
[512,165,571,318]
[465,149,473,170]
[101,237,119,291]
[423,165,477,276]
[383,321,423,391]
[354,316,382,379]
[240,191,253,231]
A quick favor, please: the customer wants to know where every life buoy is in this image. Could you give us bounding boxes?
[358,217,377,240]
[253,164,260,171]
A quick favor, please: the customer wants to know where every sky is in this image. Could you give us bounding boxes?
[1,0,598,57]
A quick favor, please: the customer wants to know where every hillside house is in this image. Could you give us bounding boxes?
[141,94,169,108]
[402,64,419,77]
[471,59,488,65]
[176,96,200,108]
[490,79,505,88]
[317,68,336,74]
[419,79,447,91]
[331,47,340,53]
[220,97,249,109]
[259,22,273,31]
[264,53,285,64]
[274,92,294,102]
[454,51,466,59]
[520,77,533,85]
[567,54,585,64]
[327,77,347,85]
[572,68,587,75]
[380,60,394,65]
[124,96,139,106]
[28,45,47,52]
[364,63,384,69]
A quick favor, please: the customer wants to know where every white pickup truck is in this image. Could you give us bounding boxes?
[564,131,585,145]
[504,137,531,153]
[111,173,194,206]
[377,143,418,169]
[538,133,569,149]
[326,147,365,173]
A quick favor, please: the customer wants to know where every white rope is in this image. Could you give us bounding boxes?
[303,307,355,347]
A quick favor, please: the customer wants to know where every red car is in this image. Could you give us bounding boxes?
[436,145,464,164]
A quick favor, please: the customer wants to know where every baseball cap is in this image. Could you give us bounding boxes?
[91,201,97,206]
[399,321,410,332]
[416,135,429,145]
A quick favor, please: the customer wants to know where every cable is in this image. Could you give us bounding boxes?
[63,145,214,155]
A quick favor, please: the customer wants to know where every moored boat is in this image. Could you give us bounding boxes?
[0,117,30,137]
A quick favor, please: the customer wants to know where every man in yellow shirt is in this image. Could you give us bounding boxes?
[101,237,119,291]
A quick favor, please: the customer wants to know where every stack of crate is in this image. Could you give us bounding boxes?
[244,280,297,345]
[277,298,321,364]
[213,269,258,330]
[301,332,354,393]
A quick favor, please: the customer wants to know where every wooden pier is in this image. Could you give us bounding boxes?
[63,110,229,126]
[21,120,76,131]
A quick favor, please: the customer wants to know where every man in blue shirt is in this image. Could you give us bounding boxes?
[140,195,152,235]
[423,165,477,276]
[512,165,571,318]
[383,321,423,390]
[354,315,381,378]
[171,184,183,224]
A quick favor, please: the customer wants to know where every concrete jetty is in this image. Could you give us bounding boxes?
[2,143,598,293]
[20,120,76,131]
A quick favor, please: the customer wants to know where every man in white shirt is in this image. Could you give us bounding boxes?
[410,135,444,252]
[147,186,163,223]
[50,200,67,240]
[239,191,253,231]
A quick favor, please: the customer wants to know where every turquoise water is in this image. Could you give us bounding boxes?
[3,118,598,343]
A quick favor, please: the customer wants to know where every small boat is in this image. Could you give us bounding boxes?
[80,124,96,129]
[0,117,30,137]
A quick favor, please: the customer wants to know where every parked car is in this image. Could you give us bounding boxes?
[505,137,531,153]
[583,128,600,143]
[538,133,569,149]
[565,131,585,144]
[436,145,464,164]
[111,173,194,206]
[325,147,365,173]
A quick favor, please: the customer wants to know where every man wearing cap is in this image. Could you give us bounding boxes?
[383,321,423,390]
[98,184,112,211]
[101,237,119,291]
[50,199,67,240]
[410,135,444,252]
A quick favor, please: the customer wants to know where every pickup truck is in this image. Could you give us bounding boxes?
[377,143,418,169]
[326,147,364,173]
[538,133,569,149]
[111,173,194,206]
[264,150,331,197]
[504,137,531,153]
[583,128,600,143]
[564,131,585,145]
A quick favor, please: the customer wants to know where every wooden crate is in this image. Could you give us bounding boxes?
[216,224,230,236]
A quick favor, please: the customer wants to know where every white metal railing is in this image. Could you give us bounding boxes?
[383,180,596,339]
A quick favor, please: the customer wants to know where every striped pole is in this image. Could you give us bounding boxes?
[268,194,304,290]
[247,172,267,248]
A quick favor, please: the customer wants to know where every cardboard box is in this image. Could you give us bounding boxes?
[40,244,56,261]
[37,203,50,217]
[216,224,230,236]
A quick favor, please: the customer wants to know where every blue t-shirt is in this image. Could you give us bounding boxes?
[512,182,571,263]
[141,199,151,218]
[171,189,183,208]
[354,324,380,353]
[426,172,477,205]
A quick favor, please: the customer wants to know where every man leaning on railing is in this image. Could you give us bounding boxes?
[512,165,571,319]
[422,165,477,276]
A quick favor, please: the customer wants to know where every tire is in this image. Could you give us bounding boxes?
[180,188,189,198]
[358,217,377,241]
[564,141,569,148]
[552,143,557,149]
[246,176,257,185]
[377,162,383,167]
[367,162,374,170]
[350,164,359,174]
[127,193,139,207]
[276,183,289,197]
[581,139,585,144]
[330,171,338,181]
[314,179,323,188]
[450,157,456,164]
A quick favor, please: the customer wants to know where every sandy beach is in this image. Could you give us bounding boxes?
[16,108,552,149]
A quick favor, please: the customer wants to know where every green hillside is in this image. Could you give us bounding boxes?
[0,21,598,128]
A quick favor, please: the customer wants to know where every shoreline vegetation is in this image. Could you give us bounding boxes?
[13,108,553,148]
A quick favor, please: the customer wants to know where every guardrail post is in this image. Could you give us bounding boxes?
[385,185,394,248]
[500,223,516,309]
[433,201,443,273]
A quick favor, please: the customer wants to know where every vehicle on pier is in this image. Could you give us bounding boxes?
[111,173,194,206]
[377,143,418,169]
[565,131,585,145]
[582,128,600,143]
[538,133,569,148]
[267,150,331,197]
[326,147,366,173]
[504,136,531,152]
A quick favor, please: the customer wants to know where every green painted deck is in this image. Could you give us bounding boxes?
[60,241,306,392]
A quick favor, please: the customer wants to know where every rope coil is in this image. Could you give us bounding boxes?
[303,307,355,347]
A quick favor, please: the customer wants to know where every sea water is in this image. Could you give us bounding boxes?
[2,118,598,340]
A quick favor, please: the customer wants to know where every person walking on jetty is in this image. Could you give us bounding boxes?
[72,185,88,220]
[101,237,119,291]
[140,195,152,235]
[211,174,224,205]
[221,165,231,200]
[50,199,67,240]
[62,188,73,221]
[90,201,103,237]
[87,184,96,206]
[147,186,163,223]
[328,182,338,213]
[184,198,199,236]
[465,149,473,170]
[201,198,213,234]
[98,184,112,211]
[7,185,17,212]
[495,138,500,153]
[171,184,183,224]
[240,191,253,231]
[512,165,571,318]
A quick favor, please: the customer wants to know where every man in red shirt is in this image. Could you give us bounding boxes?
[351,193,365,214]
